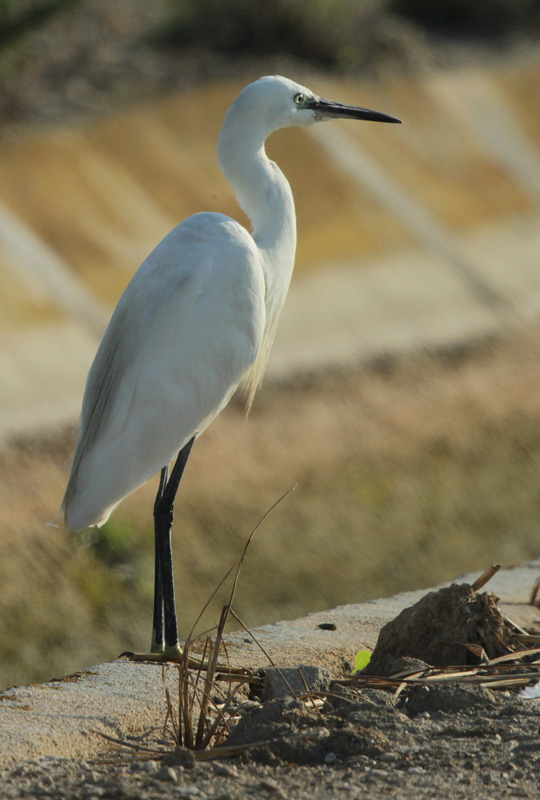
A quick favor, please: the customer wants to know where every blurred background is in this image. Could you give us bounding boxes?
[1,0,540,689]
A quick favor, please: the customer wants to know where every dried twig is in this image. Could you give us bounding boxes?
[502,613,529,636]
[515,633,540,646]
[471,564,500,592]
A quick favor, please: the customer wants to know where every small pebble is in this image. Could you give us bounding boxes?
[157,765,178,782]
[212,763,239,778]
[173,786,201,798]
[380,752,398,763]
[162,747,195,769]
[238,700,262,714]
[83,785,105,797]
[324,752,337,765]
[259,777,286,795]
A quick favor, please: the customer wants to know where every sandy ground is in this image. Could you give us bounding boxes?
[2,688,539,800]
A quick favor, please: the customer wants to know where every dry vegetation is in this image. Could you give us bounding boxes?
[2,323,540,690]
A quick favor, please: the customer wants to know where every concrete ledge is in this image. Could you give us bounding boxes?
[1,561,537,768]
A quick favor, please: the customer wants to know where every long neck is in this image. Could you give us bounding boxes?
[218,114,297,402]
[218,123,297,295]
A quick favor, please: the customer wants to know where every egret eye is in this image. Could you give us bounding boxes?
[294,93,306,106]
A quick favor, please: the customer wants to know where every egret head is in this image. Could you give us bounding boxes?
[228,75,401,135]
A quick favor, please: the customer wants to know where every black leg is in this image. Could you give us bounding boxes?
[150,465,169,653]
[153,437,195,654]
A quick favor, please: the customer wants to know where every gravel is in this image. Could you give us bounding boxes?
[2,685,539,799]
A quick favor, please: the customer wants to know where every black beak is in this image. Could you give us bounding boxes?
[306,97,401,124]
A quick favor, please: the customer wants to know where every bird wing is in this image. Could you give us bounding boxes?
[63,213,265,530]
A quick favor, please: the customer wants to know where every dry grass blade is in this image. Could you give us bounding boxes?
[406,669,481,682]
[98,731,160,755]
[487,647,540,665]
[382,666,433,680]
[193,731,324,761]
[182,655,196,750]
[214,673,261,684]
[163,676,180,746]
[188,638,209,723]
[515,633,540,646]
[196,637,216,749]
[476,671,540,688]
[226,485,297,618]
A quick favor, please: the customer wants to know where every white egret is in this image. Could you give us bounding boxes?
[62,75,401,659]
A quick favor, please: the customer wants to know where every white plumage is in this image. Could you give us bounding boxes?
[64,214,265,530]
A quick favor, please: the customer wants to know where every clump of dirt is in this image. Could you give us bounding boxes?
[226,692,407,766]
[365,583,516,676]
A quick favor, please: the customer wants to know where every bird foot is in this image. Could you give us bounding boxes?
[119,647,249,674]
